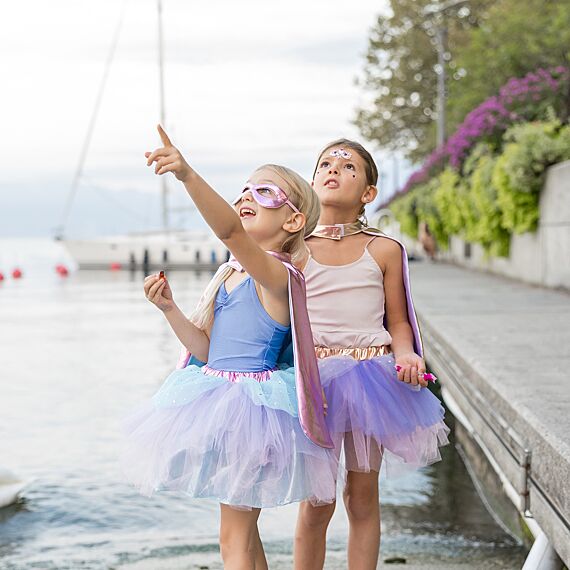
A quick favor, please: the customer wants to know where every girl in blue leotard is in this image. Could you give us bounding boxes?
[122,126,336,570]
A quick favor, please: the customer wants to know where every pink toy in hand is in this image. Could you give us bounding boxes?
[394,364,437,383]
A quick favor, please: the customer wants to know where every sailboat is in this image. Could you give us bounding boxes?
[56,0,227,270]
[0,468,27,509]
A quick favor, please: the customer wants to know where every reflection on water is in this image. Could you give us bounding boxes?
[0,240,527,569]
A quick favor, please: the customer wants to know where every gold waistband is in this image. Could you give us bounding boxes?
[315,345,391,360]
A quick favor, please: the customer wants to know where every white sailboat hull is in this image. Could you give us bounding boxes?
[0,468,27,509]
[0,482,25,509]
[61,231,228,270]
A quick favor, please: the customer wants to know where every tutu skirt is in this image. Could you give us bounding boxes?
[318,353,450,473]
[121,364,338,508]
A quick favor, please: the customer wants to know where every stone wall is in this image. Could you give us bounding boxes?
[390,160,570,290]
[442,160,570,289]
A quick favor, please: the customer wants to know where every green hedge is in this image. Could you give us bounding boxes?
[390,120,570,257]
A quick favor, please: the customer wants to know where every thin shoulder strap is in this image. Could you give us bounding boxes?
[364,235,377,249]
[297,243,312,272]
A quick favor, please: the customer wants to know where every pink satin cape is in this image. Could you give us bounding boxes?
[365,230,424,358]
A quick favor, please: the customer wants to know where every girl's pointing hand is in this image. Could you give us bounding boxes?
[145,124,191,182]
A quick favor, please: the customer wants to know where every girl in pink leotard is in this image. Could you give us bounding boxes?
[294,139,450,570]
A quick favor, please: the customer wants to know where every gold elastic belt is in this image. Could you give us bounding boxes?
[315,345,391,360]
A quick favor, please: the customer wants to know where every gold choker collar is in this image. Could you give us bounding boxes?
[311,220,366,240]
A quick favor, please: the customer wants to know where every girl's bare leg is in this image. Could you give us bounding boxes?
[343,470,381,570]
[219,504,267,570]
[294,500,336,570]
[253,525,268,570]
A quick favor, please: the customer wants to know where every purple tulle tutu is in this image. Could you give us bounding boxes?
[121,364,338,509]
[318,354,450,473]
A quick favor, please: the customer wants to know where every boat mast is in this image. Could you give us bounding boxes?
[157,0,169,232]
[55,2,126,239]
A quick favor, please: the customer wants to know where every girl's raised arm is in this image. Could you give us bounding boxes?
[145,125,288,295]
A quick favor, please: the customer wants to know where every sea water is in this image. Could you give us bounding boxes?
[0,239,526,569]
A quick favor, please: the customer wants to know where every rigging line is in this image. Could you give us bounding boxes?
[80,178,149,222]
[157,0,169,231]
[55,0,129,239]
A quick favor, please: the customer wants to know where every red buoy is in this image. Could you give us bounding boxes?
[110,262,122,271]
[12,268,23,279]
[56,264,69,276]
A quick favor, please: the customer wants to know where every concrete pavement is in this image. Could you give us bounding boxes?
[409,260,570,566]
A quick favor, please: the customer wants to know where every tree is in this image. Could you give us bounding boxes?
[447,0,570,129]
[354,0,492,162]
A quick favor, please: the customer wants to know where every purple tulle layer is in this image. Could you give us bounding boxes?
[318,354,450,473]
[121,371,338,509]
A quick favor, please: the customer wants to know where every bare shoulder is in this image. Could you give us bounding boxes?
[296,240,312,271]
[304,235,318,253]
[304,235,338,255]
[302,236,328,268]
[367,235,402,273]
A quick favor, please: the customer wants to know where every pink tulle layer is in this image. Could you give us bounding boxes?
[121,367,338,508]
[318,354,450,473]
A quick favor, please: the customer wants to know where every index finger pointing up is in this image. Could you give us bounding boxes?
[157,124,172,147]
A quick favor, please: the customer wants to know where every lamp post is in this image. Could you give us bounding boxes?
[423,0,470,147]
[435,23,447,148]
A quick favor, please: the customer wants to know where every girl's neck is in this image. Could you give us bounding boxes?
[318,209,360,225]
[255,237,284,253]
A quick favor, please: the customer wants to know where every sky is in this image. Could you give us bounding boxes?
[0,0,411,238]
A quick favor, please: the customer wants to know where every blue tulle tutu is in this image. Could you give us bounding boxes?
[121,364,338,508]
[318,354,450,474]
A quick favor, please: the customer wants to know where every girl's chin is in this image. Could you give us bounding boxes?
[316,187,343,199]
[239,216,261,230]
[242,225,282,247]
[317,196,349,208]
[242,224,262,238]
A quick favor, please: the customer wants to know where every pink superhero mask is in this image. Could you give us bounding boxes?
[232,183,300,213]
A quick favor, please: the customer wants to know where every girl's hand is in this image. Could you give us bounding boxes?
[145,125,192,182]
[394,352,429,387]
[144,273,175,312]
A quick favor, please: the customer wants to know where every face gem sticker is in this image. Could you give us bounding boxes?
[329,148,352,160]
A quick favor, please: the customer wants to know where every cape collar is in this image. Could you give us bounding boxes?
[311,219,367,240]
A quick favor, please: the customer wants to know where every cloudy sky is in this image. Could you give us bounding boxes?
[0,0,411,238]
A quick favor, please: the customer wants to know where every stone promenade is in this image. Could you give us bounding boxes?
[410,260,570,566]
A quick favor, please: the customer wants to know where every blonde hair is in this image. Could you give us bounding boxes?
[190,164,319,332]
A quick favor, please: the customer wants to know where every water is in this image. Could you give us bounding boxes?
[0,239,527,569]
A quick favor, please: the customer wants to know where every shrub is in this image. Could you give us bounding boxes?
[392,67,570,197]
[493,121,570,233]
[389,120,570,256]
[467,146,510,256]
